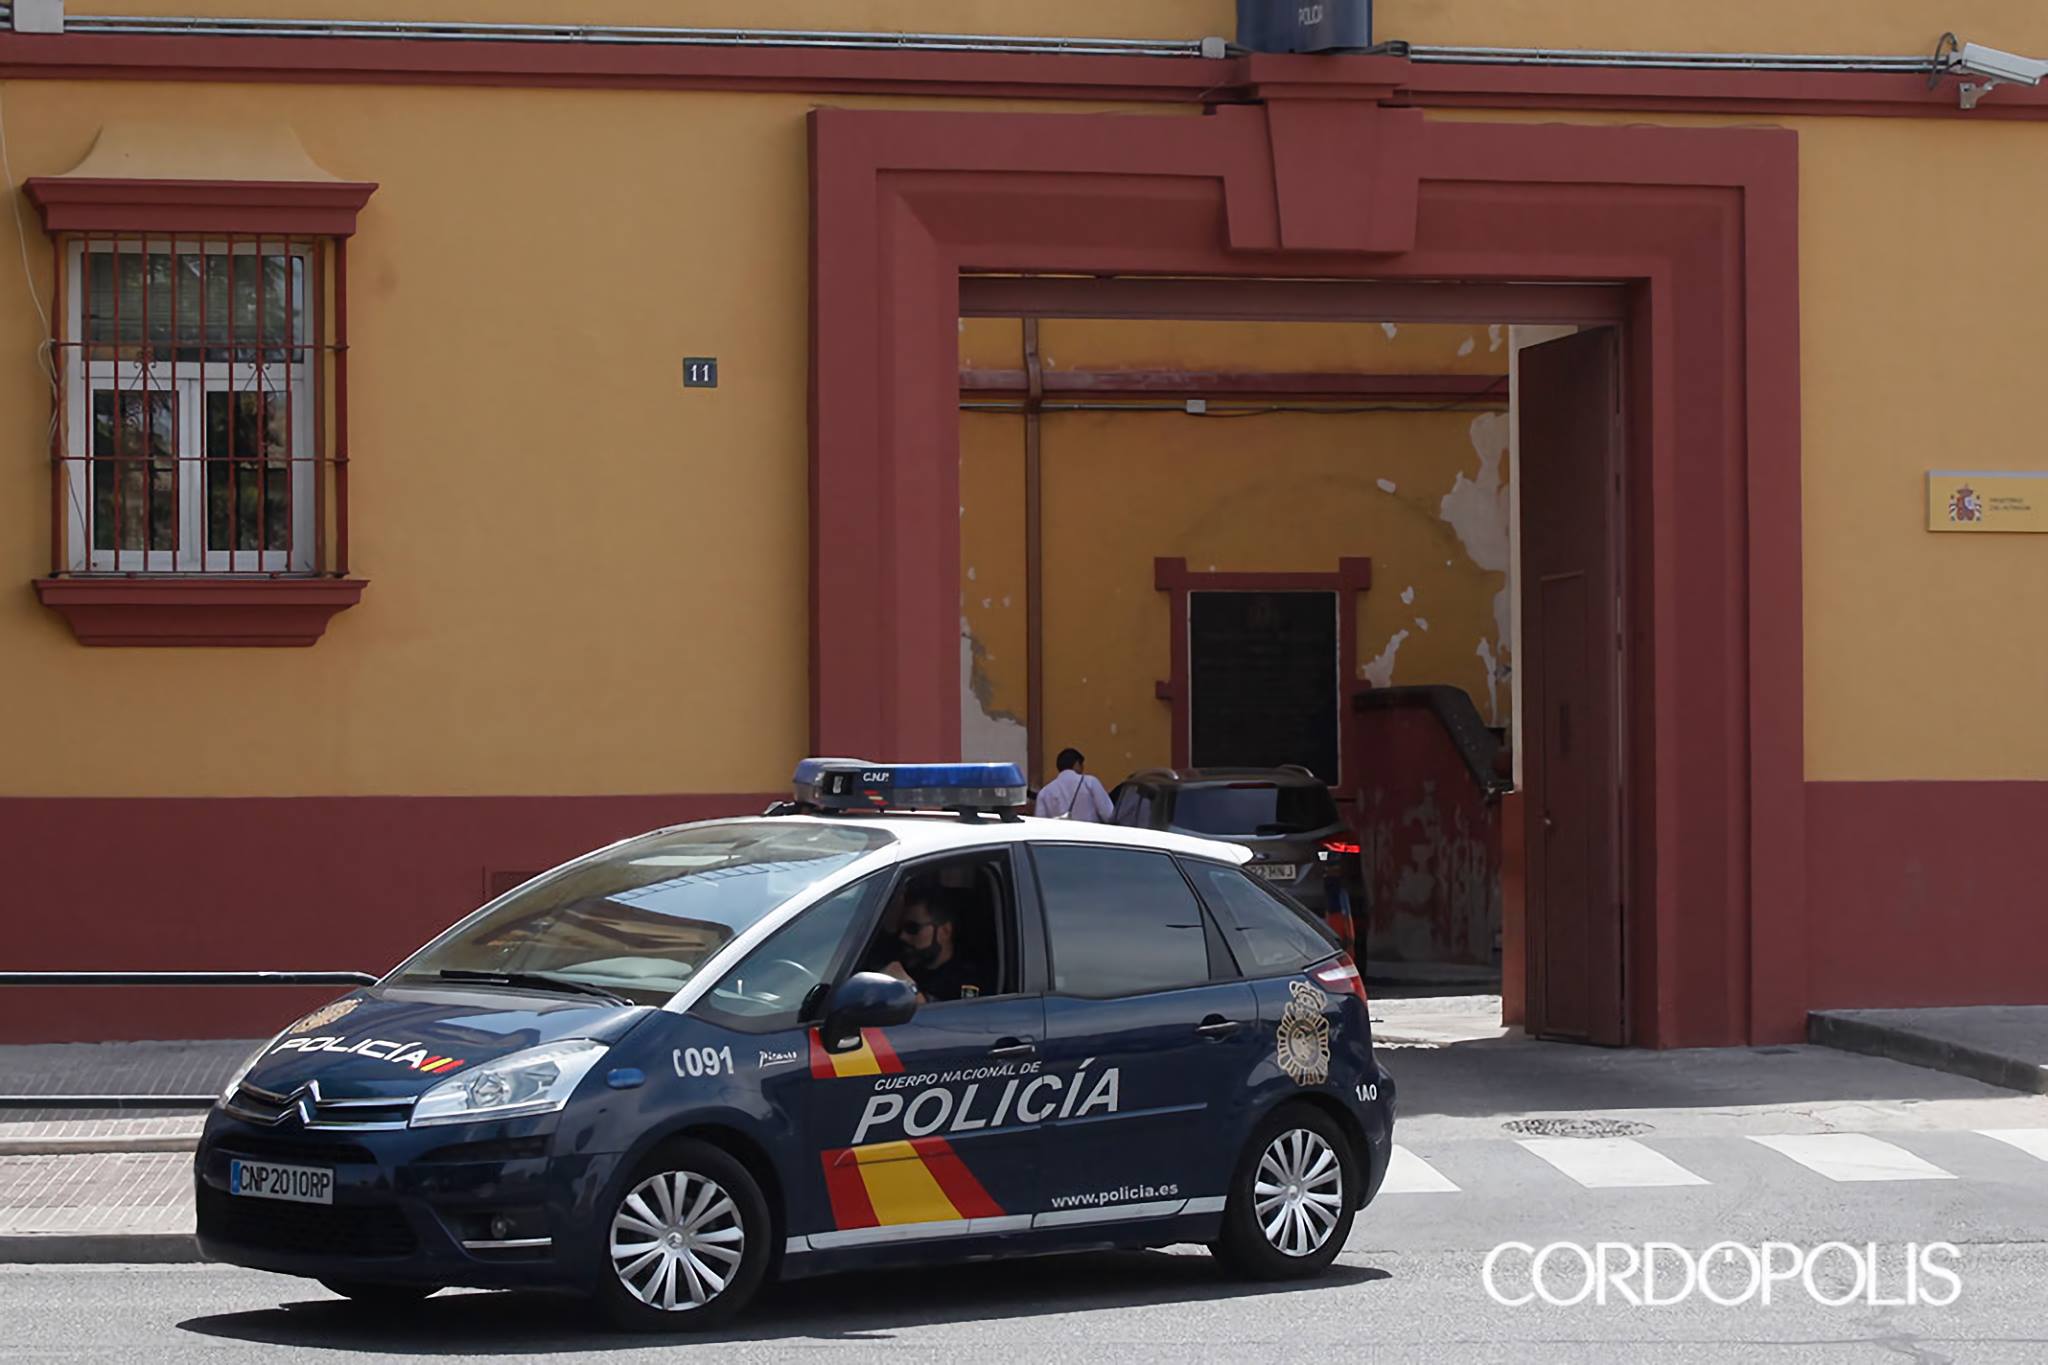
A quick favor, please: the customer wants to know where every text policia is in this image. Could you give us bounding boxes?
[853,1061,1119,1145]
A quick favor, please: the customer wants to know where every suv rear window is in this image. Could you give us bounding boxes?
[1168,782,1339,837]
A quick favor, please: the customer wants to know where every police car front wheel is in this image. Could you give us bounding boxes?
[595,1139,771,1331]
[1212,1104,1359,1279]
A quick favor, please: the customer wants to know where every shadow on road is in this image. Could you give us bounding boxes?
[177,1250,1391,1353]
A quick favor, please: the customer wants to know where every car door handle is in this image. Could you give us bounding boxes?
[989,1038,1037,1059]
[1196,1016,1243,1038]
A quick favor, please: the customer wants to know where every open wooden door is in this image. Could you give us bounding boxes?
[1518,328,1626,1045]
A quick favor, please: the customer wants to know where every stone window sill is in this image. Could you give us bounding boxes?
[33,578,367,647]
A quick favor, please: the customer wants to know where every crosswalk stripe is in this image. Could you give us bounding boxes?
[1515,1137,1707,1188]
[1381,1145,1460,1194]
[1749,1134,1954,1182]
[1979,1129,2048,1163]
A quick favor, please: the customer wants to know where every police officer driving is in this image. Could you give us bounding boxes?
[882,885,986,1002]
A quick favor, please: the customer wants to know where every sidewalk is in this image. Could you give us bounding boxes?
[0,1039,247,1263]
[1809,1005,2048,1095]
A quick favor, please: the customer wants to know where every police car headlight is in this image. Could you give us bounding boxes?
[409,1039,610,1127]
[218,1031,288,1106]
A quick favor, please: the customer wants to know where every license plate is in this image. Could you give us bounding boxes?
[1251,862,1299,882]
[229,1158,333,1205]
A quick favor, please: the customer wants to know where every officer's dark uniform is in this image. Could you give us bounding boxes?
[911,953,987,1002]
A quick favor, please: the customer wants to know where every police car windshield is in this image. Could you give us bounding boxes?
[396,822,894,1006]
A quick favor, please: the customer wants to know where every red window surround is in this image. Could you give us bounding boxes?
[24,177,375,646]
[1153,556,1374,785]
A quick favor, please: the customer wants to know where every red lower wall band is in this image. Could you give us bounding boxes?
[0,793,773,1043]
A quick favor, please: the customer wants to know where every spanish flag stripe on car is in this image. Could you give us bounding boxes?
[808,1028,906,1079]
[817,1135,1004,1229]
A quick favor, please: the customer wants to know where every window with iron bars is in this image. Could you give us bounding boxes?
[53,233,348,576]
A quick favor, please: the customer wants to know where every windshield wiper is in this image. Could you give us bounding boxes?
[431,969,632,1005]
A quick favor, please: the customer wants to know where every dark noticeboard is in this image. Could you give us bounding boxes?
[1189,590,1340,781]
[1235,0,1372,54]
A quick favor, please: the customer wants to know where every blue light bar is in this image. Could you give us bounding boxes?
[791,759,1027,812]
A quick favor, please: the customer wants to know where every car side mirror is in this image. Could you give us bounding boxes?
[821,972,918,1052]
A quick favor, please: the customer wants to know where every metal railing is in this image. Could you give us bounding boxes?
[0,970,376,1111]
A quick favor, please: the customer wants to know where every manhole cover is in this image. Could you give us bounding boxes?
[1502,1117,1653,1139]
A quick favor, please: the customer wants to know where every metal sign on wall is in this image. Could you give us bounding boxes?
[1927,471,2048,532]
[1236,0,1372,54]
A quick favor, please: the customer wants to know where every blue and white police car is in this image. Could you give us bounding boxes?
[196,760,1396,1329]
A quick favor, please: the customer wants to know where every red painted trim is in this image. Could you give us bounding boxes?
[1151,557,1371,777]
[0,33,2035,123]
[0,30,1229,103]
[809,103,1803,1047]
[959,368,1506,402]
[960,277,1626,325]
[33,577,368,646]
[0,791,779,1042]
[24,178,377,236]
[1806,781,2048,1010]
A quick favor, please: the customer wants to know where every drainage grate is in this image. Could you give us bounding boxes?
[1503,1117,1653,1139]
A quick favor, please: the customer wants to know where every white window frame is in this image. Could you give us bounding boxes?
[63,238,316,575]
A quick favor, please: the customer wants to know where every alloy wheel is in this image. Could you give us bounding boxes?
[1253,1127,1345,1258]
[608,1169,747,1311]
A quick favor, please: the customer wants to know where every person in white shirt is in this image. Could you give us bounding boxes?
[1033,748,1113,822]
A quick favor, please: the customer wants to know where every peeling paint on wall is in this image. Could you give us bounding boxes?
[1377,478,1398,493]
[1381,322,1399,340]
[1401,585,1415,605]
[1363,628,1410,689]
[1440,413,1510,574]
[960,616,1028,769]
[1457,336,1475,357]
[1415,617,1430,631]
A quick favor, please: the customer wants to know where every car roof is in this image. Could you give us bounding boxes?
[1123,766,1330,789]
[737,812,1255,864]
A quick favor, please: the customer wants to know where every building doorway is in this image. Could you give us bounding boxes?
[807,99,1805,1047]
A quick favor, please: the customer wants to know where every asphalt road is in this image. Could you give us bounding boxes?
[7,1025,2048,1363]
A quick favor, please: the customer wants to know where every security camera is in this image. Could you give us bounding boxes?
[1932,34,2048,108]
[1954,42,2048,86]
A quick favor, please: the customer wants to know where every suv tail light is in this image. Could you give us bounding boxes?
[1320,837,1360,856]
[1313,953,1367,1005]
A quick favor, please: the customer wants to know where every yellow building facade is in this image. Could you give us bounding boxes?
[2,0,2045,1045]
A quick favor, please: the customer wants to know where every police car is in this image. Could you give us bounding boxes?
[195,760,1397,1330]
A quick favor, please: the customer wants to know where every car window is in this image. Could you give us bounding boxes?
[696,873,887,1031]
[395,822,893,1006]
[852,850,1017,1005]
[1112,784,1153,826]
[1034,845,1212,997]
[1168,782,1339,837]
[1182,859,1337,975]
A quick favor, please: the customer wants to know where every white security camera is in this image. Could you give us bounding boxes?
[1932,34,2048,108]
[1954,42,2048,86]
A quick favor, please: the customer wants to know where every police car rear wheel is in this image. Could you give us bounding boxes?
[596,1140,769,1331]
[1214,1105,1357,1279]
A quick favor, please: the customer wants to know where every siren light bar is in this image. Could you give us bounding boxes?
[790,759,1028,813]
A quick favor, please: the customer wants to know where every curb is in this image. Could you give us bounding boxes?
[0,1232,202,1264]
[0,1136,199,1157]
[1808,1011,2048,1095]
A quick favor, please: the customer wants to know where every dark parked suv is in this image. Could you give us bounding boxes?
[1108,767,1366,953]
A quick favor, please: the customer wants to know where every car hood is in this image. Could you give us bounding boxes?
[240,983,653,1097]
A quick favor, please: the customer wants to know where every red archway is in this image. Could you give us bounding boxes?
[806,63,1804,1048]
